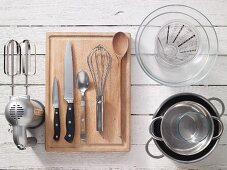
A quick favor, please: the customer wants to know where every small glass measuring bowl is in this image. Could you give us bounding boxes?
[155,20,201,67]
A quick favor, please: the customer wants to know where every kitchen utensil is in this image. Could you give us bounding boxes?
[64,41,75,143]
[4,40,44,150]
[20,40,36,95]
[112,32,129,134]
[155,20,200,66]
[135,5,218,86]
[5,96,45,150]
[52,77,60,141]
[113,32,129,59]
[46,32,130,152]
[4,40,21,95]
[145,93,225,163]
[87,45,112,132]
[76,70,90,141]
[149,101,223,155]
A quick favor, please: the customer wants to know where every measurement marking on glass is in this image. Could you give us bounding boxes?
[158,37,164,50]
[166,25,170,44]
[173,25,184,43]
[178,35,196,47]
[179,49,197,53]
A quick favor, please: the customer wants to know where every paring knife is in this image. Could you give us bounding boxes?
[52,77,60,141]
[64,41,75,143]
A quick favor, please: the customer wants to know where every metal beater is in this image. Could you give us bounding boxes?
[4,40,44,150]
[87,45,112,132]
[20,39,36,95]
[4,40,21,96]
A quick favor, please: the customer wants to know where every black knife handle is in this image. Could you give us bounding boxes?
[53,108,60,141]
[64,103,75,142]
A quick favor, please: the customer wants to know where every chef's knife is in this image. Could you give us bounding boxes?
[64,41,75,143]
[52,77,60,141]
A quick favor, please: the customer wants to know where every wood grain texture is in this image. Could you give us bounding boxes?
[0,0,227,26]
[1,113,227,169]
[45,32,131,151]
[1,86,227,116]
[0,0,227,169]
[2,115,227,146]
[0,143,227,169]
[1,55,227,85]
[0,26,227,55]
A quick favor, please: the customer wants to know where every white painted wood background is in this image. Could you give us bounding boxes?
[0,0,227,169]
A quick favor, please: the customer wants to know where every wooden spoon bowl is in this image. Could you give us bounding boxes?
[112,32,129,60]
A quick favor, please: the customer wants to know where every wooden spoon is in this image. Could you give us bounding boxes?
[112,32,129,138]
[113,32,129,60]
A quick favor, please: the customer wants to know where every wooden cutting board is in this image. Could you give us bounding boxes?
[45,32,131,152]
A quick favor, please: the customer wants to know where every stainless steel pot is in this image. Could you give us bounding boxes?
[149,101,223,155]
[145,93,225,163]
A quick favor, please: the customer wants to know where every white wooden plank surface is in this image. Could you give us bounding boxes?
[0,0,226,26]
[0,0,227,169]
[0,143,227,170]
[1,55,227,85]
[2,115,227,146]
[0,86,227,116]
[0,26,227,55]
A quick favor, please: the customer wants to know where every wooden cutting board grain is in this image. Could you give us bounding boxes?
[45,32,131,152]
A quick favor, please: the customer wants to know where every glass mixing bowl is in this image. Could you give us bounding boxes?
[135,5,218,86]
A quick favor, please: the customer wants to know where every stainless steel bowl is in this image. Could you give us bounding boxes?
[149,101,223,155]
[145,93,225,163]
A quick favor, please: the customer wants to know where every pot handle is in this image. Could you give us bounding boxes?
[145,137,164,159]
[211,116,224,140]
[208,97,225,117]
[149,116,163,141]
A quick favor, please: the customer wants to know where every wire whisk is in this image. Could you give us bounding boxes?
[87,45,112,131]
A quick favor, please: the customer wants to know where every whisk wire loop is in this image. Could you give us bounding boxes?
[4,40,21,76]
[87,45,112,96]
[87,44,112,131]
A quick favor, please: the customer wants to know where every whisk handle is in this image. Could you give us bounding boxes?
[97,95,104,132]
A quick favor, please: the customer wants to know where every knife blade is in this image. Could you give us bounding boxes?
[52,77,60,141]
[64,41,75,143]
